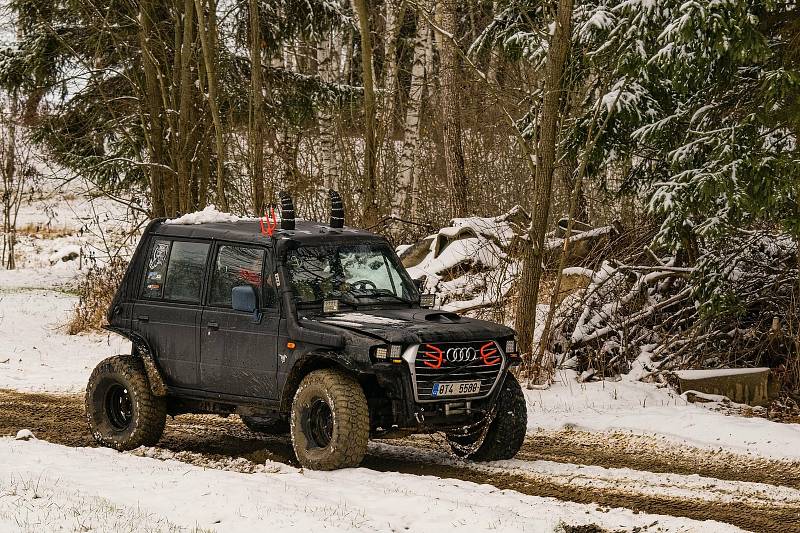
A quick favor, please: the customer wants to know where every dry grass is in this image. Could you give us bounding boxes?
[67,257,128,334]
[14,222,75,238]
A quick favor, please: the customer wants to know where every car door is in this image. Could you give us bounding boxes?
[199,243,280,399]
[133,238,210,389]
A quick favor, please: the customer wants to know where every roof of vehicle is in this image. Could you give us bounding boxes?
[151,219,386,246]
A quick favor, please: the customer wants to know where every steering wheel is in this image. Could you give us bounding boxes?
[351,279,377,291]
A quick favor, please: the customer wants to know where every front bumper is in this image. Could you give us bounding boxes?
[369,355,510,434]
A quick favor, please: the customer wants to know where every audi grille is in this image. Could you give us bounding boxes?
[408,340,505,401]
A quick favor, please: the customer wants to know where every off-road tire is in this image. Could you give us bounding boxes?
[290,369,369,470]
[446,372,527,461]
[240,415,289,435]
[85,355,167,450]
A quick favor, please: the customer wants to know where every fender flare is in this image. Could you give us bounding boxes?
[105,326,168,397]
[280,351,364,411]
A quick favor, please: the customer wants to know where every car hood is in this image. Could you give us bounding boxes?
[300,308,515,345]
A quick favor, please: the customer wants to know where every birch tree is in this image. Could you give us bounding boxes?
[394,3,432,219]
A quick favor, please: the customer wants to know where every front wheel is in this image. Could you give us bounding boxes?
[446,372,527,461]
[290,369,369,470]
[85,355,166,450]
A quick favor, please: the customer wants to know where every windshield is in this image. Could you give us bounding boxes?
[286,243,418,306]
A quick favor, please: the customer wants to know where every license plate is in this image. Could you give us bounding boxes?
[431,381,481,397]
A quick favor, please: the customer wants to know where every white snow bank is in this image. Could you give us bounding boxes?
[525,370,800,460]
[0,290,128,392]
[164,204,246,225]
[0,439,741,532]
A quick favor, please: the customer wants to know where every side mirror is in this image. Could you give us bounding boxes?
[232,285,257,313]
[413,278,424,291]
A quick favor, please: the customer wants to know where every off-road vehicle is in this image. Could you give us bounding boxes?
[87,191,526,470]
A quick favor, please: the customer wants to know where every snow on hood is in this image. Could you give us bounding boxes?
[320,312,409,327]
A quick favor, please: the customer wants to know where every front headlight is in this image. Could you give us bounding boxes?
[505,339,517,354]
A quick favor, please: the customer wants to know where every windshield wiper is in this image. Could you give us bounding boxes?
[350,290,412,305]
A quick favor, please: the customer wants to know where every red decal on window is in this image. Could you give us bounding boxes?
[480,342,500,366]
[421,343,444,369]
[238,269,262,286]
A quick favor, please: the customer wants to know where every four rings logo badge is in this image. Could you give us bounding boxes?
[445,347,477,362]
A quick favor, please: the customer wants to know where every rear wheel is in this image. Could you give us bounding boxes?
[447,372,527,461]
[85,355,166,450]
[289,369,369,470]
[240,415,289,435]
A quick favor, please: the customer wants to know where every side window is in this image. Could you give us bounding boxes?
[162,241,210,303]
[209,245,270,308]
[142,239,171,299]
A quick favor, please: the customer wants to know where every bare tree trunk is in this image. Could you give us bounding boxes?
[138,1,167,217]
[514,0,574,375]
[194,0,228,211]
[177,0,195,215]
[351,0,379,226]
[395,3,430,218]
[437,0,469,218]
[249,0,265,213]
[380,0,403,142]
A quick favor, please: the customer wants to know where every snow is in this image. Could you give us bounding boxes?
[0,289,128,393]
[14,429,35,441]
[0,438,741,532]
[164,204,247,225]
[525,369,800,461]
[47,244,82,265]
[321,312,408,327]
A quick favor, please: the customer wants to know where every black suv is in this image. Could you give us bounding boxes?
[87,192,527,470]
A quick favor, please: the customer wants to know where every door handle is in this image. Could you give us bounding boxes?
[137,315,150,323]
[207,322,219,331]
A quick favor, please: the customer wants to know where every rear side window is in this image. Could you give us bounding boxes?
[142,240,171,299]
[142,239,209,303]
[209,245,269,308]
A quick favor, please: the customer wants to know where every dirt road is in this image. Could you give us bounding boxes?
[1,389,799,532]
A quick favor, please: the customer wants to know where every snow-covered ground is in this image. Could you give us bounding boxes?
[525,369,800,461]
[0,290,128,392]
[0,438,740,532]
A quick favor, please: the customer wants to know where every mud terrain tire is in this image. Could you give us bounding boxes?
[240,415,289,435]
[290,369,369,470]
[85,355,166,450]
[447,372,527,461]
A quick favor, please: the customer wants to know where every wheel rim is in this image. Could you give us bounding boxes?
[105,382,133,431]
[302,398,333,449]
